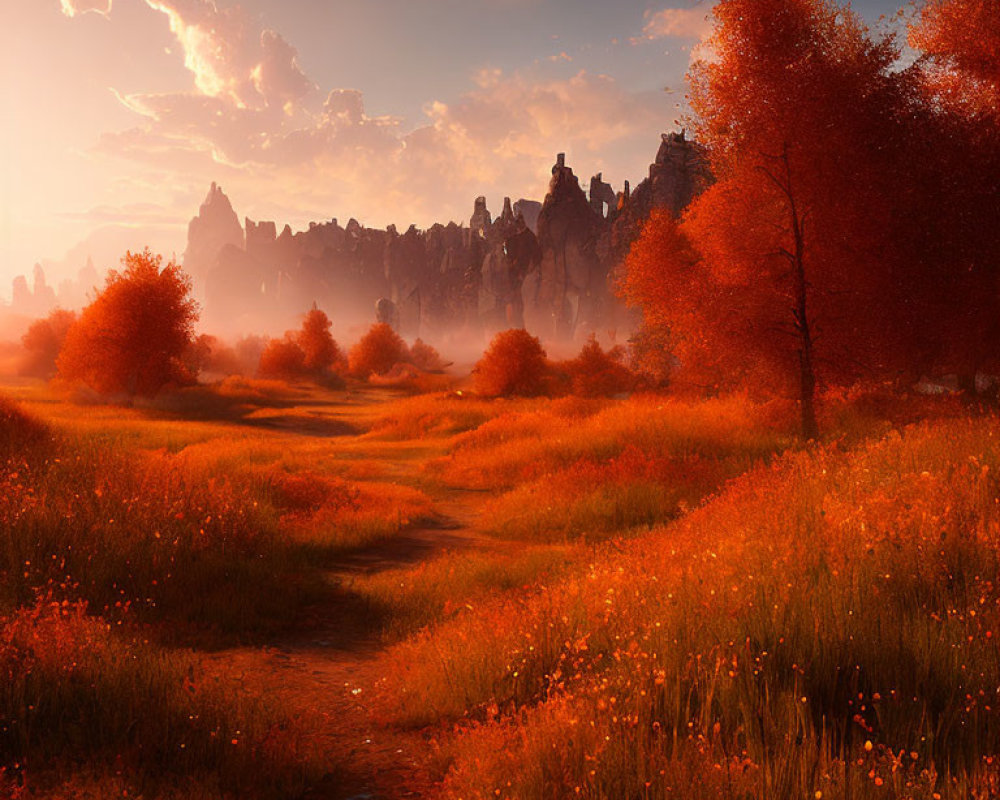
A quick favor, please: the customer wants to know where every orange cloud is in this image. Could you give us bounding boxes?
[643,5,715,40]
[141,0,313,110]
[78,0,675,232]
[60,0,112,17]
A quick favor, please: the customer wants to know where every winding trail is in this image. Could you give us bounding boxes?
[201,410,505,800]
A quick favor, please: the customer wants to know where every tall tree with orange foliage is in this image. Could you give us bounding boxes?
[906,0,1000,391]
[58,250,199,397]
[911,0,999,114]
[298,304,342,373]
[20,308,76,378]
[625,0,918,438]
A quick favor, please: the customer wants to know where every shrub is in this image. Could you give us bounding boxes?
[181,334,245,378]
[298,306,344,373]
[257,307,345,381]
[473,329,549,397]
[257,337,307,379]
[563,334,636,397]
[19,308,76,378]
[348,323,408,378]
[408,338,447,372]
[57,250,198,398]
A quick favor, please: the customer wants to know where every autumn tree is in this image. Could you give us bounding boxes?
[298,305,343,373]
[408,339,447,372]
[348,323,408,378]
[257,337,307,379]
[904,0,1000,390]
[257,305,345,380]
[625,0,920,437]
[58,250,198,397]
[474,329,549,397]
[563,335,635,397]
[910,0,999,115]
[20,308,76,378]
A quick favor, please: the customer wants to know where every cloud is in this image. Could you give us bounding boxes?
[141,0,314,110]
[643,5,715,41]
[79,0,674,229]
[60,0,112,17]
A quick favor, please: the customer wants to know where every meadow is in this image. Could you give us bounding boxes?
[0,376,993,800]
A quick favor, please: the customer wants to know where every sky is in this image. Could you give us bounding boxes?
[1,0,907,298]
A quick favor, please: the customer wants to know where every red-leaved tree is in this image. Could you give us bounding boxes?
[20,308,77,378]
[904,0,1000,391]
[348,323,408,378]
[474,329,549,397]
[58,250,198,397]
[298,305,344,373]
[625,0,923,437]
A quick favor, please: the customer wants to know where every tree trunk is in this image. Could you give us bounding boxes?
[779,145,819,440]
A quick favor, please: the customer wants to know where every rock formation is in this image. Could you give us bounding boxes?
[588,173,616,218]
[513,200,542,233]
[608,131,711,265]
[11,264,58,317]
[184,131,709,341]
[183,182,244,282]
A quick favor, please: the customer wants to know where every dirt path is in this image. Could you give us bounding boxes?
[202,433,502,799]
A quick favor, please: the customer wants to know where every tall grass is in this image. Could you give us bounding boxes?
[0,602,322,798]
[435,395,787,490]
[364,392,539,440]
[0,432,303,636]
[482,447,750,542]
[382,417,1000,799]
[266,467,435,552]
[350,547,577,638]
[0,394,436,635]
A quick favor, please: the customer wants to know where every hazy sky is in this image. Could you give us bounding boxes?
[2,0,906,297]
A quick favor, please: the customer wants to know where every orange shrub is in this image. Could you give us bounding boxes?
[182,333,245,377]
[257,337,307,378]
[348,323,408,377]
[408,338,447,371]
[20,308,76,378]
[298,306,344,372]
[562,334,636,397]
[257,307,345,380]
[473,328,548,397]
[57,249,198,397]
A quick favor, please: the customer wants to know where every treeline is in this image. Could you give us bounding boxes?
[621,0,1000,437]
[17,250,640,401]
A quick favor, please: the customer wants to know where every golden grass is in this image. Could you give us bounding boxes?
[349,546,578,638]
[481,447,750,542]
[0,602,322,798]
[434,394,787,491]
[271,469,435,552]
[381,415,1000,799]
[364,392,538,441]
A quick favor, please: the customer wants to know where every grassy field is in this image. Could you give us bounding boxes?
[0,377,992,799]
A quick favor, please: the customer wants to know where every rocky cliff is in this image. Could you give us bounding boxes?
[185,132,710,340]
[184,182,245,283]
